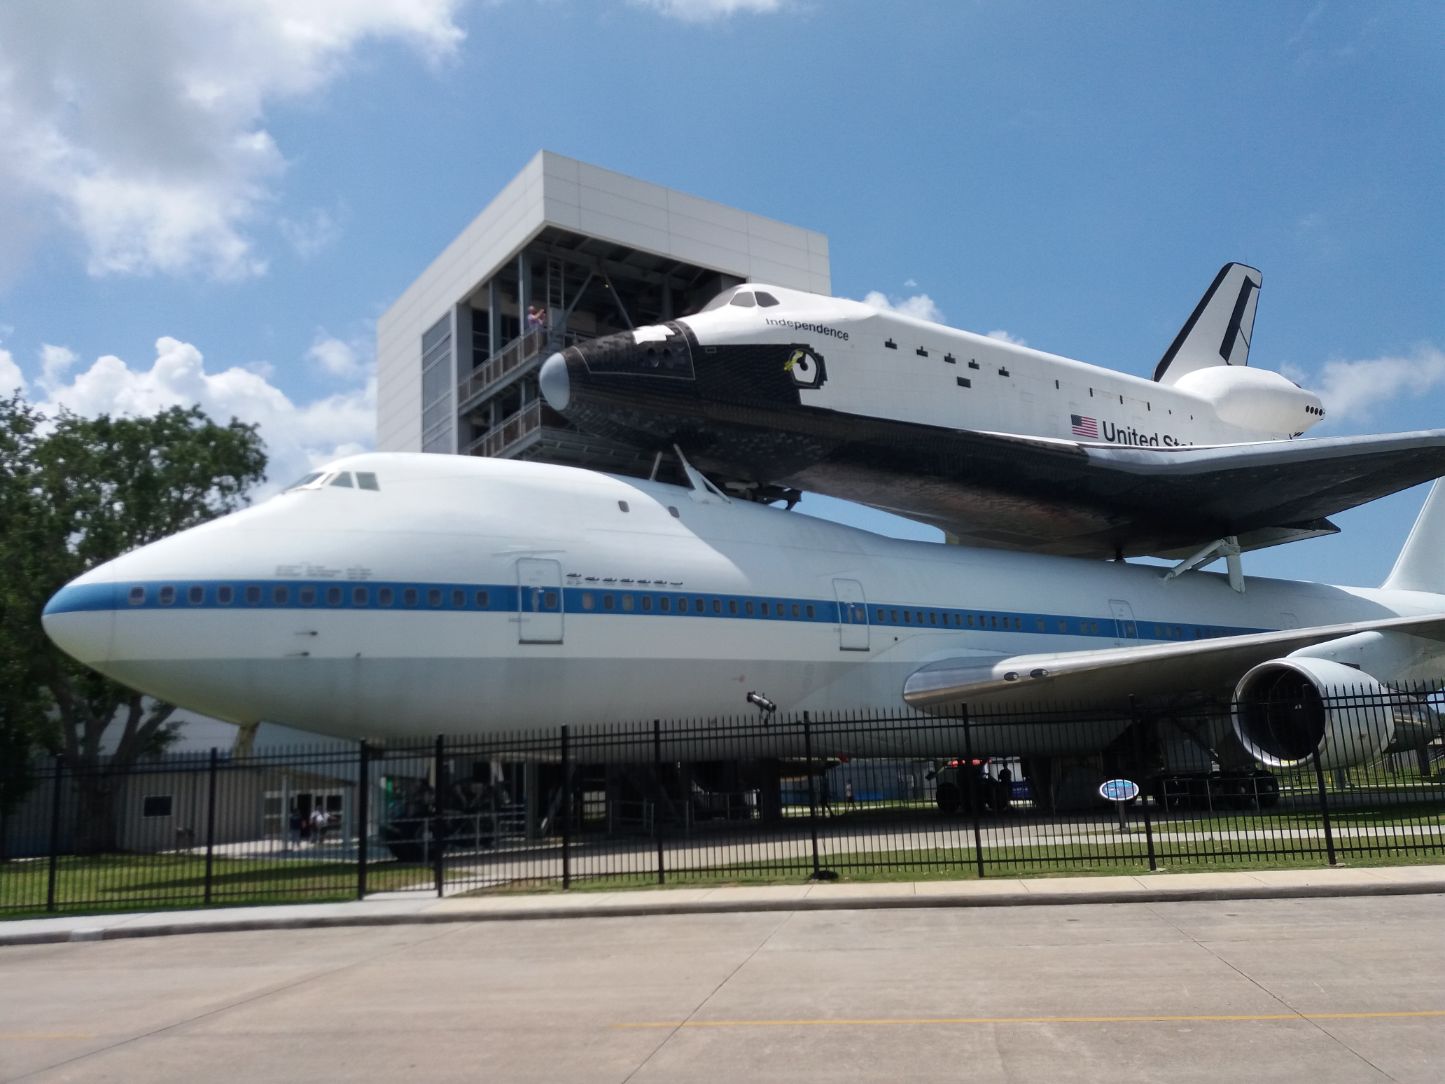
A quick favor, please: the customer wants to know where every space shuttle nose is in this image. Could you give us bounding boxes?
[540,351,570,411]
[42,578,117,666]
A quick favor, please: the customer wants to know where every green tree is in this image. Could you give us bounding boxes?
[0,394,57,856]
[21,404,267,853]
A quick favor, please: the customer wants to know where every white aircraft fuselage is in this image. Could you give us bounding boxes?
[43,453,1445,765]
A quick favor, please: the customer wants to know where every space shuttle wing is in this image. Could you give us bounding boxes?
[906,428,1445,559]
[902,613,1445,713]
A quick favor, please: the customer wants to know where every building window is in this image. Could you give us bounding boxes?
[142,795,173,818]
[421,314,454,453]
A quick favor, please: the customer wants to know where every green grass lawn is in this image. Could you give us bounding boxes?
[0,853,432,920]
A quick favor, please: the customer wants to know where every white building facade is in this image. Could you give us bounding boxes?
[376,151,831,470]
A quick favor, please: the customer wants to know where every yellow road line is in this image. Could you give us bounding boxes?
[617,1009,1445,1029]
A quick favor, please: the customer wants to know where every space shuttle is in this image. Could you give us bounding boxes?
[539,264,1445,561]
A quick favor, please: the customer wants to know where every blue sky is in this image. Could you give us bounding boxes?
[0,0,1440,588]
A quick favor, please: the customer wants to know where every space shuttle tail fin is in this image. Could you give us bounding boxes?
[1154,263,1263,384]
[1383,480,1445,594]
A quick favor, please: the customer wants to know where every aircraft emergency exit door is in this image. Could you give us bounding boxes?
[517,558,563,643]
[834,578,870,651]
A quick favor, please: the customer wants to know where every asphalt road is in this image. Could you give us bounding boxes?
[4,894,1444,1082]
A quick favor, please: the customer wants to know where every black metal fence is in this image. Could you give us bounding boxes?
[3,687,1443,916]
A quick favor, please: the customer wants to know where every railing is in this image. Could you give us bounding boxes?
[5,691,1444,916]
[457,327,586,408]
[465,400,541,458]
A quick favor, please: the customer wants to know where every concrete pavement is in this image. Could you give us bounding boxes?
[5,863,1445,947]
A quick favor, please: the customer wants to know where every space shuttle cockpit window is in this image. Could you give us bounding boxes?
[755,292,780,307]
[729,291,757,308]
[700,287,740,312]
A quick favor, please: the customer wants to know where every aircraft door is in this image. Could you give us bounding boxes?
[517,558,564,644]
[1108,599,1138,645]
[834,578,870,651]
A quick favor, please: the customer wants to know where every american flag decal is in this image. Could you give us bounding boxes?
[1071,414,1098,438]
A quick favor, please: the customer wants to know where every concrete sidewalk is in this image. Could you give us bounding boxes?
[6,864,1445,947]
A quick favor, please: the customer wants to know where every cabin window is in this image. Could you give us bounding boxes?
[299,587,317,606]
[581,592,595,611]
[245,586,262,605]
[622,595,634,612]
[903,611,911,624]
[791,603,802,618]
[273,586,289,605]
[929,612,937,625]
[642,595,653,612]
[668,506,680,518]
[218,586,234,605]
[604,594,615,611]
[158,586,176,606]
[354,586,370,606]
[697,597,707,613]
[327,587,343,606]
[712,598,722,614]
[186,586,203,605]
[806,604,816,618]
[745,601,755,616]
[142,795,173,818]
[128,586,146,605]
[403,588,418,607]
[618,500,629,513]
[728,600,738,615]
[427,588,442,608]
[451,589,465,608]
[474,590,489,608]
[761,602,771,616]
[659,597,671,612]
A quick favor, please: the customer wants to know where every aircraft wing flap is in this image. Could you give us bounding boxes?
[902,613,1445,712]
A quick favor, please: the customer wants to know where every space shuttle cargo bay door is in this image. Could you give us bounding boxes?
[517,558,564,644]
[834,578,870,651]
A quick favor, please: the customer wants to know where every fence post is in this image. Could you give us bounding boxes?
[203,748,219,905]
[1310,747,1337,866]
[961,707,985,879]
[1129,697,1157,872]
[432,735,447,898]
[653,720,665,886]
[560,725,571,890]
[356,740,371,900]
[803,713,822,880]
[46,754,63,913]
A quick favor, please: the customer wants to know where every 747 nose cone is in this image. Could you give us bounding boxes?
[540,352,570,412]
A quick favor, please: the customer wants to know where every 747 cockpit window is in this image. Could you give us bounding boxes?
[286,469,381,492]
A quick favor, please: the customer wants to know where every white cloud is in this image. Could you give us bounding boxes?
[307,333,366,380]
[1285,346,1445,424]
[860,290,945,324]
[985,329,1028,347]
[39,343,78,388]
[0,347,26,395]
[631,0,788,20]
[0,1,463,280]
[279,206,344,260]
[37,336,376,496]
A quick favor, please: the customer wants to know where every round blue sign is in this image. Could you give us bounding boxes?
[1098,778,1140,802]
